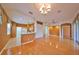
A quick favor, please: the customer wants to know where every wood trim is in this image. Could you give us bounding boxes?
[61,23,71,26]
[73,13,79,23]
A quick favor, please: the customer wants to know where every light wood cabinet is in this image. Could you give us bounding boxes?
[21,33,35,44]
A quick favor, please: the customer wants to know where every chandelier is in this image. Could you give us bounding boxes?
[39,3,51,14]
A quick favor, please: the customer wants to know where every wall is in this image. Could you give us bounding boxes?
[35,22,44,38]
[0,6,10,52]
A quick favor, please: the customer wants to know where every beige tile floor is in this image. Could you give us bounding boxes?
[2,36,79,55]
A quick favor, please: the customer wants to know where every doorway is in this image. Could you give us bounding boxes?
[61,23,71,39]
[48,26,60,37]
[16,27,21,45]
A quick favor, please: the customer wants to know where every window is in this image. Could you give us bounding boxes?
[0,16,2,26]
[0,8,2,27]
[73,16,79,43]
[7,20,11,35]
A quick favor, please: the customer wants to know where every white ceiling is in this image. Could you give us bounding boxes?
[1,3,79,25]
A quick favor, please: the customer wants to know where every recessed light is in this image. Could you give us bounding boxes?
[52,20,57,24]
[57,10,61,13]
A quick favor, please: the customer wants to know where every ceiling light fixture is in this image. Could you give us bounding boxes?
[39,3,51,14]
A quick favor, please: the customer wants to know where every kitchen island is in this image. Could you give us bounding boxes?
[21,32,35,44]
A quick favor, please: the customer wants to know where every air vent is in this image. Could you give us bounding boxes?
[29,11,33,15]
[37,21,43,25]
[52,20,57,24]
[57,10,61,13]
